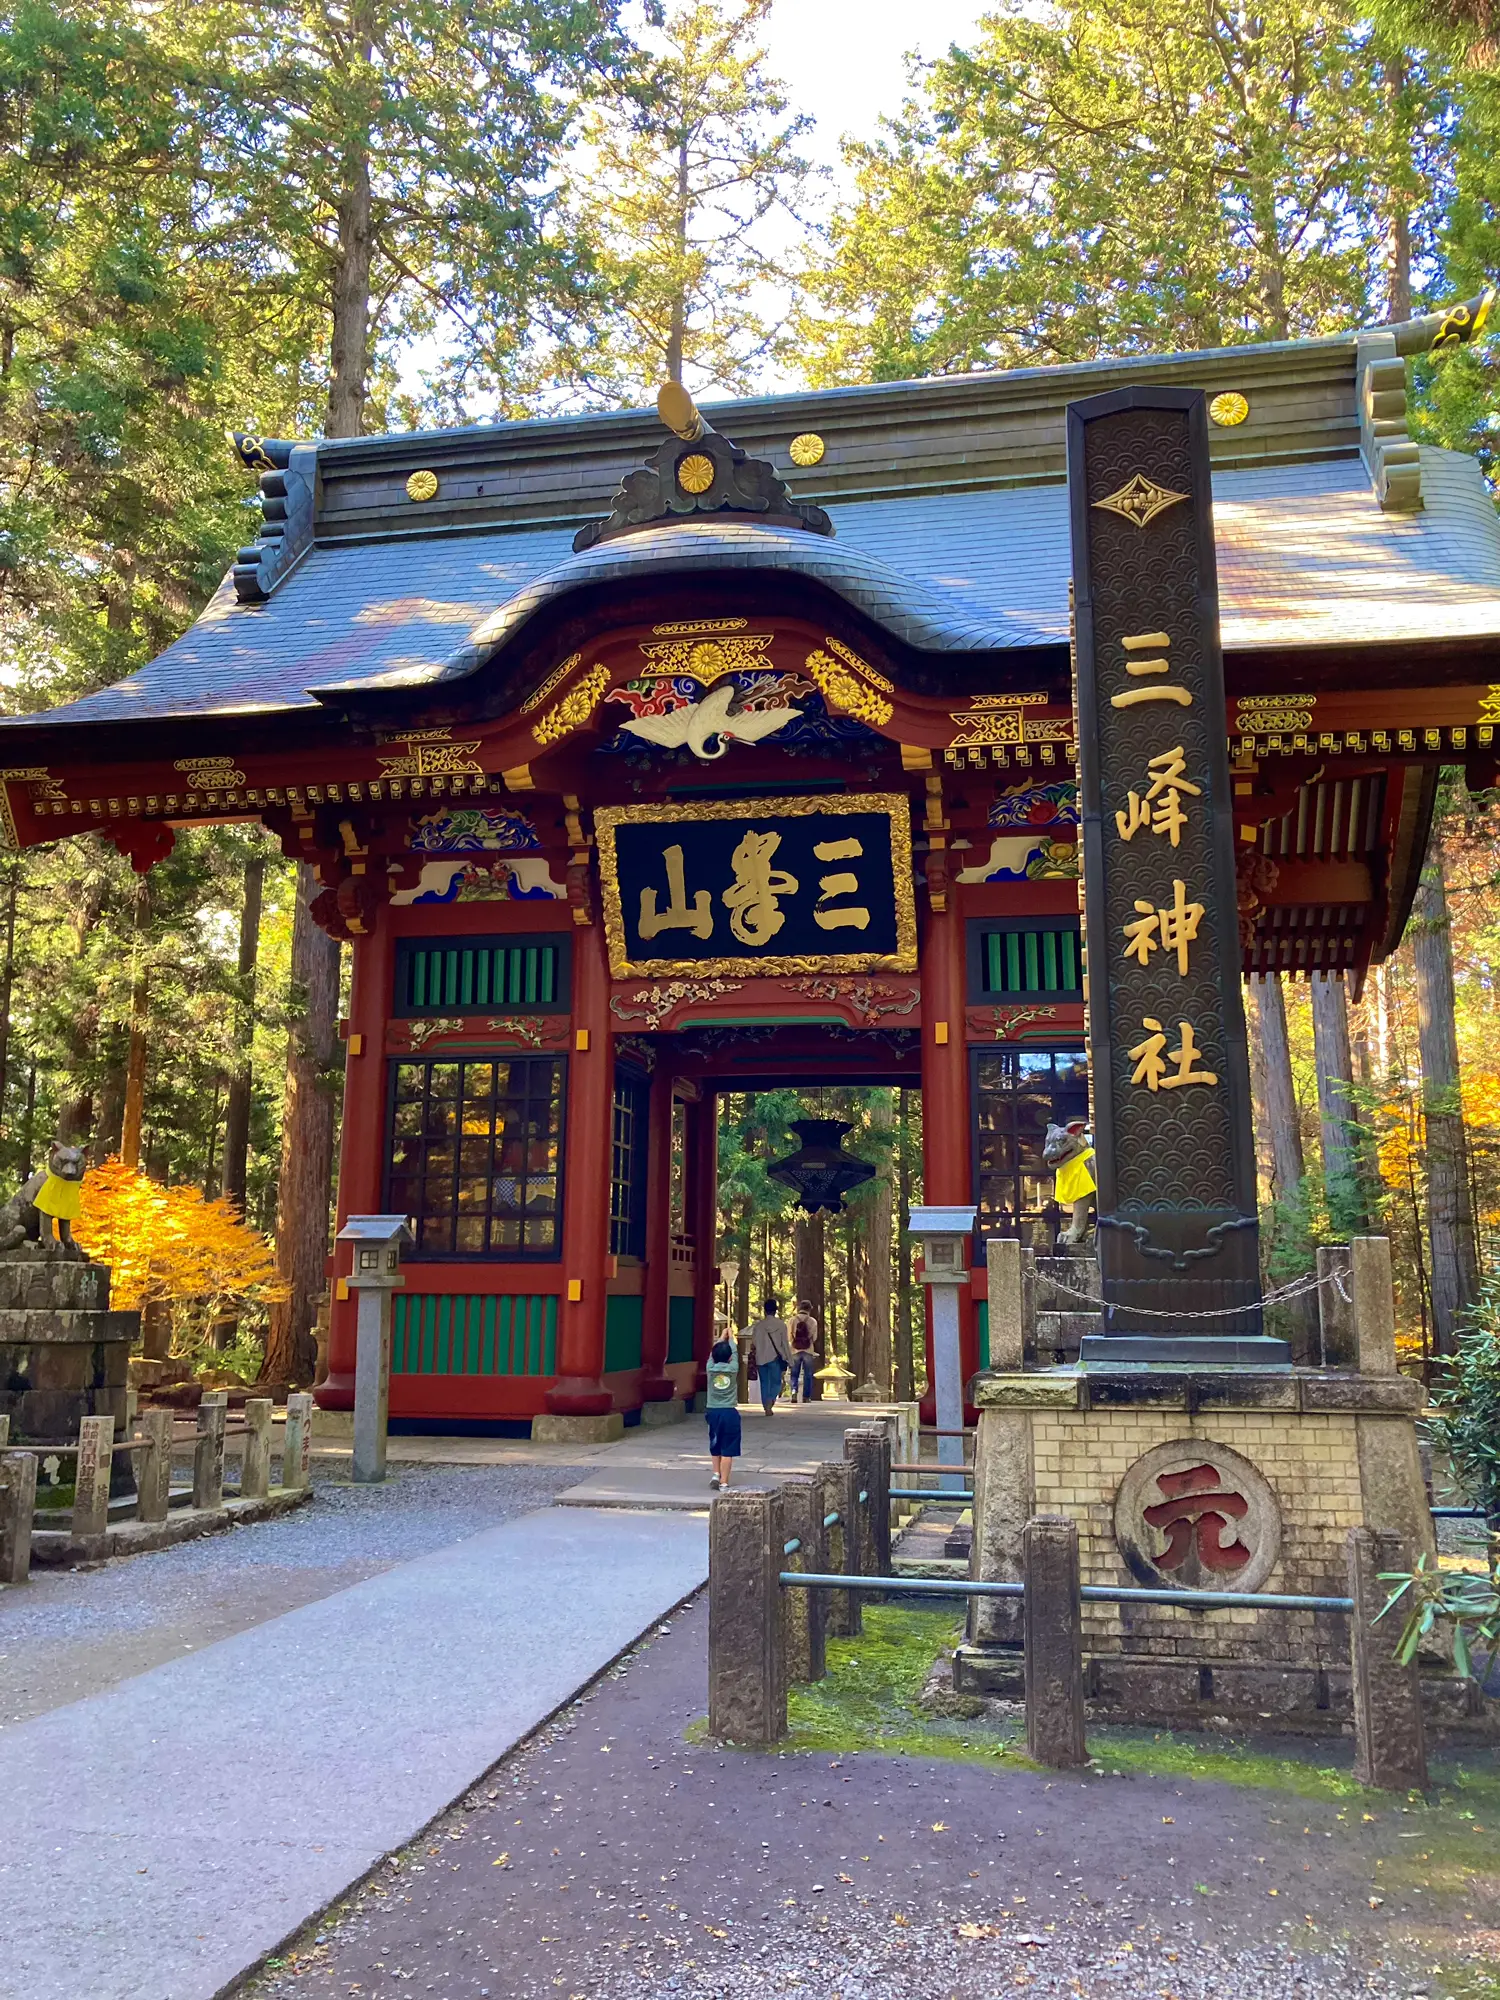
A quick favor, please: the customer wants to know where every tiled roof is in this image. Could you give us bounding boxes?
[9,446,1500,732]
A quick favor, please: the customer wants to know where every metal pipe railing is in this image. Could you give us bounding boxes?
[890,1484,973,1500]
[778,1571,1356,1614]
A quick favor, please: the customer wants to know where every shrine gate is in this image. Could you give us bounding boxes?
[1,297,1496,1435]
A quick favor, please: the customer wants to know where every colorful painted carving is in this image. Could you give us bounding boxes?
[391,855,565,905]
[987,779,1079,830]
[408,806,540,853]
[955,833,1079,883]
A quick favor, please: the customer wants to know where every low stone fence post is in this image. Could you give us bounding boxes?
[1023,1515,1088,1769]
[0,1449,37,1582]
[1348,1527,1428,1790]
[282,1393,313,1491]
[137,1408,172,1524]
[845,1425,891,1578]
[1316,1244,1355,1367]
[241,1398,273,1500]
[73,1413,114,1537]
[0,1413,10,1446]
[708,1486,787,1745]
[193,1392,227,1510]
[780,1475,826,1685]
[817,1459,862,1639]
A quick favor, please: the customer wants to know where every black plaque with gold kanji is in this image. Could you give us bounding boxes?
[1068,386,1281,1361]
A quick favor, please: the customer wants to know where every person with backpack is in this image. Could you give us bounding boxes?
[704,1330,741,1489]
[747,1296,791,1415]
[787,1299,820,1402]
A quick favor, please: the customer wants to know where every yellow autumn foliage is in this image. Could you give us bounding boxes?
[71,1158,285,1335]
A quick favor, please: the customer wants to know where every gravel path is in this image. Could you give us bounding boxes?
[243,1596,1488,2000]
[0,1461,586,1725]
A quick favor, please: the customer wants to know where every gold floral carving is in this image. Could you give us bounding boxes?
[520,652,583,715]
[823,636,894,692]
[1092,473,1188,529]
[609,979,745,1032]
[595,792,918,980]
[974,1003,1062,1040]
[651,617,748,637]
[1209,392,1249,427]
[532,661,611,746]
[789,433,826,467]
[636,633,773,681]
[405,469,440,501]
[174,756,247,790]
[792,976,920,1024]
[676,452,716,494]
[378,732,484,778]
[402,1017,467,1049]
[803,648,894,727]
[967,692,1048,710]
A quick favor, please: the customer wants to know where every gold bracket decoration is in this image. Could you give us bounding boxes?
[803,643,894,726]
[1478,685,1500,726]
[1092,473,1189,529]
[520,652,583,715]
[532,661,611,747]
[378,728,484,779]
[174,756,247,791]
[0,767,48,852]
[609,978,745,1033]
[1234,698,1315,734]
[636,632,773,682]
[651,617,748,637]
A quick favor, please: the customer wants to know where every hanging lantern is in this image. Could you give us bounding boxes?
[767,1118,875,1214]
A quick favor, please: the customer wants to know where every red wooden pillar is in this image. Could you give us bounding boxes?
[317,911,394,1411]
[919,900,976,1415]
[689,1090,720,1393]
[638,1062,677,1401]
[546,919,613,1416]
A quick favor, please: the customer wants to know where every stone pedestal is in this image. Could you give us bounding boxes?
[531,1410,625,1445]
[0,1248,139,1497]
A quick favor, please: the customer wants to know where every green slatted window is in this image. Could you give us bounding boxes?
[390,1293,559,1376]
[396,934,570,1017]
[971,919,1082,998]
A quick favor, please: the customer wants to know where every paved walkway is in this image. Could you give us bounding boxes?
[0,1506,707,2000]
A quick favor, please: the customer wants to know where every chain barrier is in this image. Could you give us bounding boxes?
[1035,1258,1347,1321]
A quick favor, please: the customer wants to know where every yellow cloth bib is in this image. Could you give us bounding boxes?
[1053,1148,1096,1205]
[33,1172,82,1221]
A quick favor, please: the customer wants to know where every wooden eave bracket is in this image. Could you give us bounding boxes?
[1355,331,1421,513]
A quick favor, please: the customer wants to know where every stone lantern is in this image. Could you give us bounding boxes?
[336,1214,413,1484]
[908,1204,977,1491]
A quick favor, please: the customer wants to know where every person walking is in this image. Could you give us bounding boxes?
[704,1331,741,1490]
[787,1298,820,1402]
[748,1296,791,1415]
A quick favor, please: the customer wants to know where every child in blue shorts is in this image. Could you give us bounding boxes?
[705,1333,742,1489]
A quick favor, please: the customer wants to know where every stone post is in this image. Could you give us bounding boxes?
[0,1413,10,1446]
[283,1392,313,1491]
[780,1476,826,1685]
[845,1425,891,1578]
[817,1459,862,1638]
[1347,1527,1427,1790]
[1352,1237,1397,1376]
[708,1485,787,1746]
[0,1449,37,1583]
[1023,1515,1088,1769]
[241,1398,273,1499]
[352,1284,393,1484]
[1317,1244,1355,1367]
[73,1413,114,1537]
[985,1237,1025,1371]
[193,1392,227,1510]
[136,1407,172,1524]
[967,1402,1033,1651]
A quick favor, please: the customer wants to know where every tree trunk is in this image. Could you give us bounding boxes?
[1310,972,1371,1237]
[326,9,375,441]
[221,850,265,1211]
[0,860,17,1139]
[665,136,689,383]
[794,1208,825,1398]
[844,1219,865,1389]
[1385,55,1414,323]
[262,866,341,1386]
[1252,976,1306,1199]
[865,1088,894,1395]
[120,876,151,1170]
[1411,845,1480,1356]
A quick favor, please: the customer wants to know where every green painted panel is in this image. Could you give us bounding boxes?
[667,1295,695,1365]
[389,1294,561,1376]
[977,1300,990,1372]
[604,1294,644,1374]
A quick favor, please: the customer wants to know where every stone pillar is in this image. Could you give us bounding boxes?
[1352,1236,1397,1375]
[1317,1244,1355,1366]
[638,1064,677,1402]
[0,1449,36,1582]
[1023,1515,1088,1769]
[74,1413,114,1537]
[283,1391,313,1491]
[966,1403,1034,1651]
[352,1285,393,1484]
[986,1237,1025,1372]
[1347,1527,1427,1791]
[817,1459,862,1638]
[547,918,615,1420]
[137,1407,172,1523]
[193,1392,226,1509]
[0,1413,9,1445]
[708,1486,787,1745]
[845,1425,891,1577]
[780,1476,827,1685]
[320,915,395,1411]
[241,1398,273,1499]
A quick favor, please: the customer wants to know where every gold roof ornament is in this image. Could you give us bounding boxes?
[405,469,439,502]
[1209,392,1250,427]
[789,432,826,466]
[676,452,716,495]
[1092,472,1189,529]
[657,380,706,442]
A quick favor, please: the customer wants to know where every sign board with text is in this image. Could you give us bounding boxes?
[594,794,917,980]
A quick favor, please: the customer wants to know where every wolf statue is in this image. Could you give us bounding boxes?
[1041,1119,1095,1247]
[0,1141,87,1258]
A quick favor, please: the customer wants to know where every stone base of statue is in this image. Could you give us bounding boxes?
[0,1243,140,1497]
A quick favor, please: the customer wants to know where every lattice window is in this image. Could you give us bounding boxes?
[386,1054,564,1257]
